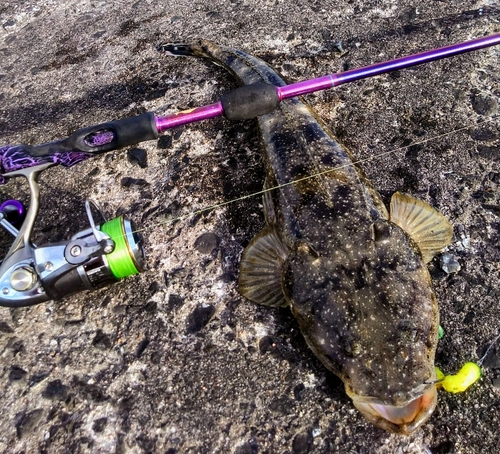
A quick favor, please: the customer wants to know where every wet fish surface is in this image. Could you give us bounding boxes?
[162,40,453,434]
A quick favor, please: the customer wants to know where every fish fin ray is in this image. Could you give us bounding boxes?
[390,192,453,263]
[263,178,277,224]
[238,225,289,307]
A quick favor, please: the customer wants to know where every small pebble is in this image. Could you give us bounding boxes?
[470,94,498,116]
[127,148,148,168]
[185,304,215,334]
[194,232,220,254]
[120,177,149,187]
[439,253,461,274]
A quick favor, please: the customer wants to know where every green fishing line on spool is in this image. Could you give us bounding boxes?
[101,216,141,278]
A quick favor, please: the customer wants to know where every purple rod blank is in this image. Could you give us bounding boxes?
[277,33,500,100]
[155,33,500,133]
[156,102,223,134]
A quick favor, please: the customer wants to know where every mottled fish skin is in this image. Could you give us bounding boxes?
[165,40,450,434]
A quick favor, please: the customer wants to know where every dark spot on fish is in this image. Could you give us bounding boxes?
[470,93,498,116]
[361,365,378,381]
[143,301,157,312]
[336,184,351,198]
[84,167,100,179]
[290,164,309,179]
[148,281,160,294]
[301,122,324,143]
[29,371,50,387]
[353,260,371,290]
[397,321,418,345]
[224,54,238,67]
[463,310,475,324]
[218,272,237,283]
[375,255,413,282]
[394,165,419,191]
[272,132,299,156]
[117,19,140,37]
[173,128,184,140]
[206,11,221,19]
[430,441,455,454]
[405,143,424,159]
[259,335,274,354]
[470,127,499,141]
[321,153,335,166]
[333,185,354,212]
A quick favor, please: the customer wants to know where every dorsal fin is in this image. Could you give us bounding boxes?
[390,192,453,263]
[238,225,290,307]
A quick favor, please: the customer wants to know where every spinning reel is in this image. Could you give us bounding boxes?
[0,163,144,307]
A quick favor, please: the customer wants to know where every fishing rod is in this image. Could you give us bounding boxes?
[0,33,499,307]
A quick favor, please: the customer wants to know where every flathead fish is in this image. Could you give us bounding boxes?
[164,40,453,434]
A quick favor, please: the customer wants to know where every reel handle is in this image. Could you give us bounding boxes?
[0,200,26,226]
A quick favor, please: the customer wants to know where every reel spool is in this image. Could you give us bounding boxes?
[100,216,144,279]
[60,212,145,297]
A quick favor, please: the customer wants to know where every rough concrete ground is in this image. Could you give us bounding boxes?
[0,1,499,453]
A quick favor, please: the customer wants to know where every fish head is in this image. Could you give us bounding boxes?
[287,219,441,434]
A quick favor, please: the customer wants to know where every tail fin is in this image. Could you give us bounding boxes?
[157,40,287,87]
[157,43,198,57]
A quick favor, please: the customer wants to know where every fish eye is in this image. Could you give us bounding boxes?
[372,220,392,243]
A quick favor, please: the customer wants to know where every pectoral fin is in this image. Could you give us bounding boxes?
[390,192,453,263]
[238,225,290,307]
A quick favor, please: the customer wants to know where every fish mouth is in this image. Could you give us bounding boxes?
[350,385,437,435]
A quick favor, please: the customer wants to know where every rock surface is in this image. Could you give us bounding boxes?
[0,1,499,453]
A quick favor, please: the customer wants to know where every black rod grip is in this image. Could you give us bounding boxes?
[221,83,279,121]
[26,112,158,157]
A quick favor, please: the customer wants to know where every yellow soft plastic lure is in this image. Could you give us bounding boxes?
[435,362,481,394]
